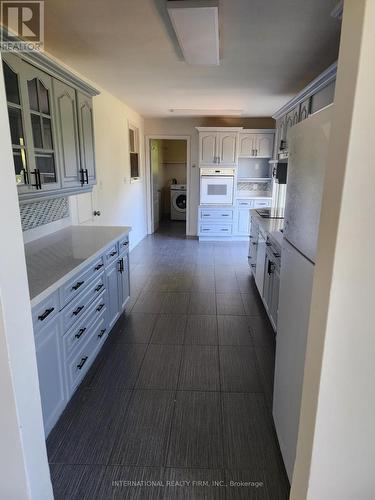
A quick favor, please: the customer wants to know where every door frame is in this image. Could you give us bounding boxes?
[145,134,190,235]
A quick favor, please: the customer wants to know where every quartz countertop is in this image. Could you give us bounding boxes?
[250,209,284,252]
[25,225,131,306]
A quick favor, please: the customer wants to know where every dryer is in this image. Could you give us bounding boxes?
[170,184,187,220]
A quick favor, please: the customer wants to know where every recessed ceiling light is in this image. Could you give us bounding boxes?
[167,0,220,66]
[169,109,242,116]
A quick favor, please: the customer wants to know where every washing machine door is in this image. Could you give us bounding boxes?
[173,193,186,212]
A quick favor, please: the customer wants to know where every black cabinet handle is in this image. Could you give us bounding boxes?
[31,169,42,189]
[96,303,104,312]
[266,242,272,247]
[84,169,89,184]
[273,252,281,258]
[72,281,84,291]
[118,258,124,273]
[75,327,86,339]
[94,263,104,271]
[77,357,88,370]
[38,307,54,321]
[109,251,117,257]
[122,241,129,247]
[23,168,29,185]
[72,305,84,316]
[95,284,104,292]
[98,329,106,339]
[80,169,85,186]
[251,264,256,268]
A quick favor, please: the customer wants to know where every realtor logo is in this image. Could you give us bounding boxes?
[1,1,44,51]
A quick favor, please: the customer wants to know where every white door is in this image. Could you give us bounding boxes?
[200,132,217,165]
[217,132,237,165]
[273,238,315,481]
[150,139,160,232]
[256,134,274,157]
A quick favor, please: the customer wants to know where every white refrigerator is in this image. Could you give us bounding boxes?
[273,105,333,481]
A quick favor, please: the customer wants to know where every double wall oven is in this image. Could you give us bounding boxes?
[200,167,235,205]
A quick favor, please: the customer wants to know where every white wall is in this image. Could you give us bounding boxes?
[70,87,147,250]
[291,1,375,498]
[0,55,53,500]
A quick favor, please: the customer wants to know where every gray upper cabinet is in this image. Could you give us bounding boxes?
[2,52,98,200]
[53,79,82,188]
[77,91,96,185]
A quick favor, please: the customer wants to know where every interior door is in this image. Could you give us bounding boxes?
[150,139,160,232]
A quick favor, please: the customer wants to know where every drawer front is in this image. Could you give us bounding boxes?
[62,273,105,332]
[59,255,105,309]
[66,313,107,396]
[63,291,107,359]
[200,209,233,221]
[32,292,59,333]
[253,199,272,208]
[236,199,254,208]
[105,243,119,265]
[200,224,233,236]
[118,235,129,253]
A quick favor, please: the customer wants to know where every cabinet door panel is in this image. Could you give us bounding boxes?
[256,134,274,158]
[119,253,130,311]
[77,92,96,184]
[237,209,250,235]
[270,267,280,328]
[54,80,82,188]
[218,132,237,165]
[200,133,217,165]
[106,259,120,330]
[35,320,66,436]
[239,133,254,157]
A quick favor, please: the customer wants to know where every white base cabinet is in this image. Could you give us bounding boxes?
[32,232,130,437]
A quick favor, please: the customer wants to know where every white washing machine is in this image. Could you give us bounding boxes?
[170,184,187,220]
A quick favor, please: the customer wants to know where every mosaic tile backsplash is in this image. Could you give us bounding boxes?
[20,197,69,231]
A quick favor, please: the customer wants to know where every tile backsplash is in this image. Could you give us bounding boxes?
[20,197,70,231]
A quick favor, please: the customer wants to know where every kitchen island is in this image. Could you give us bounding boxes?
[249,209,284,330]
[25,225,131,436]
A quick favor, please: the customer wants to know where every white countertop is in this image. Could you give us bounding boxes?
[25,225,131,305]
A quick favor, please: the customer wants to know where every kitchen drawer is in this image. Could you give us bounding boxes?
[32,292,59,333]
[59,255,105,309]
[200,209,233,221]
[199,224,233,236]
[236,199,254,208]
[63,290,107,360]
[118,235,129,253]
[61,272,105,332]
[253,199,272,208]
[105,243,119,265]
[66,313,107,396]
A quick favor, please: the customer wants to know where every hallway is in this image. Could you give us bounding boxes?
[47,223,290,499]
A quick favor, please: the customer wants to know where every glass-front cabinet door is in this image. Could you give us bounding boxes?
[2,53,60,193]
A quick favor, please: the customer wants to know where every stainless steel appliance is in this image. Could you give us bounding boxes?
[200,167,235,205]
[273,105,333,481]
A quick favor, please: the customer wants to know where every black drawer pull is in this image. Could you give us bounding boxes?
[122,241,129,246]
[38,307,54,321]
[77,357,88,370]
[95,284,104,292]
[72,305,84,316]
[96,303,104,312]
[72,281,84,291]
[266,242,272,247]
[109,251,117,257]
[221,214,229,216]
[94,263,104,271]
[273,252,281,258]
[98,329,106,339]
[75,328,86,339]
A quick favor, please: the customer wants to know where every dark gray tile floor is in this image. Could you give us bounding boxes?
[47,221,289,499]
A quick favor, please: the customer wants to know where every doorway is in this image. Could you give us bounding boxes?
[147,136,190,235]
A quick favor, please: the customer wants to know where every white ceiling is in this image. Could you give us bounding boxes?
[45,0,341,117]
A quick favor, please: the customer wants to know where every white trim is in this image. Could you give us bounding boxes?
[272,62,337,120]
[196,126,243,132]
[241,129,275,134]
[145,134,191,236]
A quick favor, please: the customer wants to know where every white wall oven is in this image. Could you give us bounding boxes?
[200,168,235,205]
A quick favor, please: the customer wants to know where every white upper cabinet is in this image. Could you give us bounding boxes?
[239,131,274,158]
[217,132,237,165]
[200,132,218,165]
[197,128,240,166]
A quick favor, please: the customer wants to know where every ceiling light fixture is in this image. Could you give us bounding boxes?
[169,109,242,116]
[166,0,220,66]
